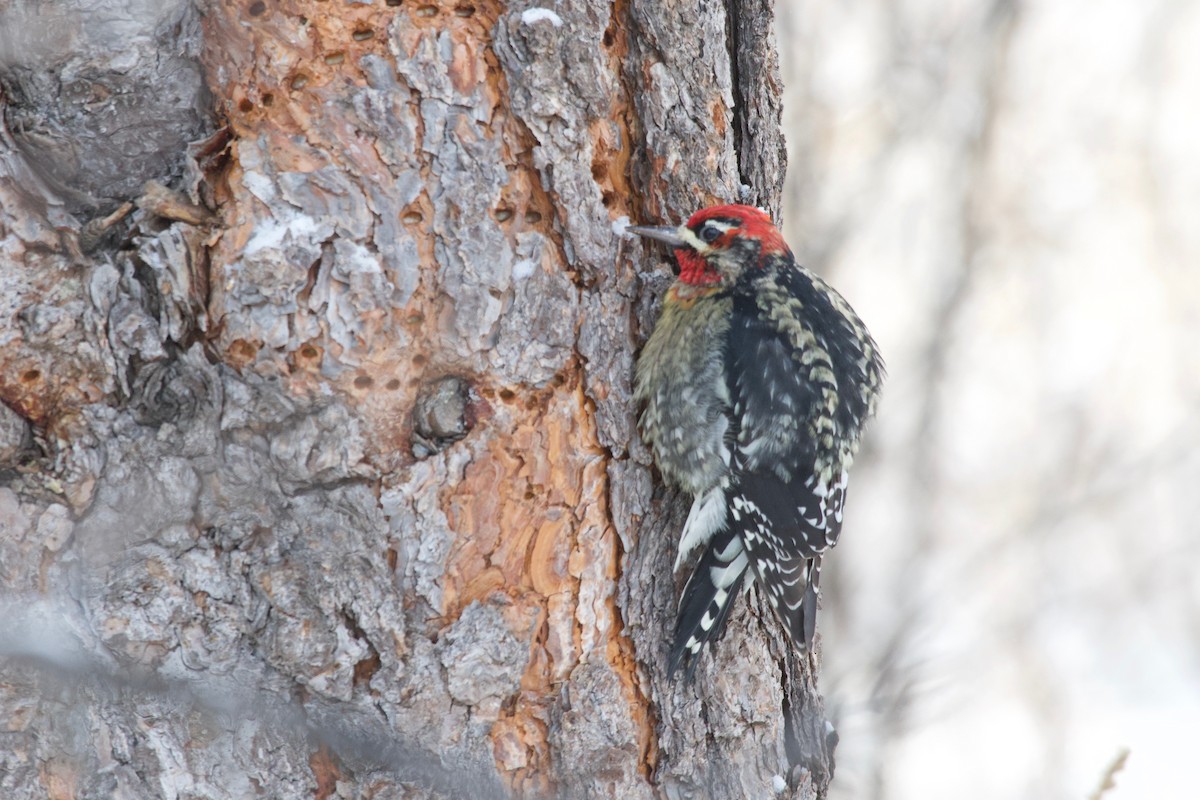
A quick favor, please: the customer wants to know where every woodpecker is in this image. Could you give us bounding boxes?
[630,204,883,679]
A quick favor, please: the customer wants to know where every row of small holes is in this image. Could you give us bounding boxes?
[298,344,407,392]
[494,208,544,224]
[398,209,544,225]
[351,375,409,391]
[393,208,552,226]
[237,93,274,112]
[352,375,409,391]
[410,4,477,17]
[260,5,479,96]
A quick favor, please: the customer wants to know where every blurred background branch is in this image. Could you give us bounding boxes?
[777,1,1200,798]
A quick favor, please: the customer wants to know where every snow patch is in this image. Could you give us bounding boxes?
[337,239,383,275]
[521,8,563,27]
[244,212,322,256]
[512,259,538,280]
[242,170,278,203]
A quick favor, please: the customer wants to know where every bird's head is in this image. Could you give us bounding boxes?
[628,204,791,287]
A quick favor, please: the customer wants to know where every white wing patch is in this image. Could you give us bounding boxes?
[676,484,729,571]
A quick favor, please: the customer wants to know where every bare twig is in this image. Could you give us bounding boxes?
[1087,748,1130,800]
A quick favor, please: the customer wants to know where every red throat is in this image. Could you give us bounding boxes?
[675,247,722,285]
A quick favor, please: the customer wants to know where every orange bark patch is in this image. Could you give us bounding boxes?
[39,759,77,800]
[441,375,628,789]
[711,98,727,137]
[449,37,485,95]
[309,744,342,800]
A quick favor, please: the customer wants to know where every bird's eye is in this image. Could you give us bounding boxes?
[699,225,722,243]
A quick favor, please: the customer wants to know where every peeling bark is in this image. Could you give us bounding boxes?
[0,1,832,798]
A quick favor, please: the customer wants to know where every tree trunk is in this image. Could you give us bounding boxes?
[0,1,833,798]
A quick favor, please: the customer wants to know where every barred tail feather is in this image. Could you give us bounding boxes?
[668,526,749,680]
[669,467,841,677]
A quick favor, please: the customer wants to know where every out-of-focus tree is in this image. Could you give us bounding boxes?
[777,1,1200,799]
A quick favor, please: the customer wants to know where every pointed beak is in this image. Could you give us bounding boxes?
[627,224,686,248]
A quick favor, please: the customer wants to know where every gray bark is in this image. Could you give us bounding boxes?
[0,1,833,798]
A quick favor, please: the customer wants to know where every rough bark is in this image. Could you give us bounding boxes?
[0,1,833,798]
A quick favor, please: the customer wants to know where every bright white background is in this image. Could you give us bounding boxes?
[776,1,1200,798]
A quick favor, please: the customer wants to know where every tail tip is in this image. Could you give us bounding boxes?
[667,635,705,683]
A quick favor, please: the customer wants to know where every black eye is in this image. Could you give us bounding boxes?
[699,225,722,243]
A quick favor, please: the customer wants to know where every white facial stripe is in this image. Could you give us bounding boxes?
[678,220,738,254]
[676,226,710,253]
